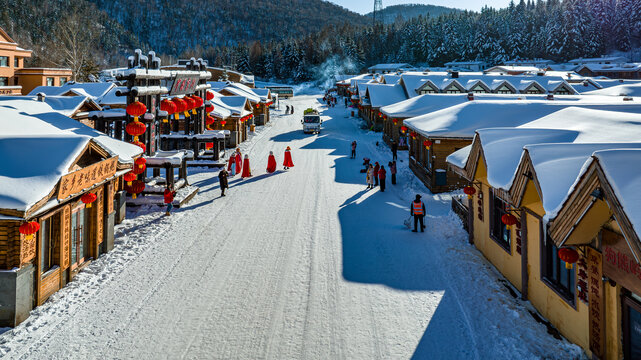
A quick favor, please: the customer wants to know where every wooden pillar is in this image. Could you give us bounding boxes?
[165,164,174,189]
[520,209,528,300]
[468,196,474,245]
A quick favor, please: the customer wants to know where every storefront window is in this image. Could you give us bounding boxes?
[40,214,60,273]
[490,192,511,251]
[543,237,575,302]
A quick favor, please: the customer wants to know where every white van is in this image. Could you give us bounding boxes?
[302,111,322,134]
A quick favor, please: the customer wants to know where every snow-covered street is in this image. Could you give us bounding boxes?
[0,93,583,359]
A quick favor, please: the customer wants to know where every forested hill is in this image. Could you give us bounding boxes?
[88,0,370,54]
[366,4,461,24]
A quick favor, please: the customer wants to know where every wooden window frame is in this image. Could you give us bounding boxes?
[540,227,576,307]
[623,293,641,360]
[489,190,512,254]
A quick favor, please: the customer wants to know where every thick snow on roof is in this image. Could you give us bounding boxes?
[569,56,629,64]
[486,66,543,73]
[217,96,250,116]
[29,82,117,104]
[367,84,407,108]
[367,63,413,72]
[207,81,229,91]
[529,143,641,218]
[17,95,97,117]
[404,100,641,139]
[0,97,142,164]
[218,83,262,103]
[0,135,89,212]
[592,149,641,239]
[99,86,127,106]
[579,63,641,72]
[209,91,232,118]
[586,82,641,97]
[381,74,402,84]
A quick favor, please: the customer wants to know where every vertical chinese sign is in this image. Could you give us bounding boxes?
[588,246,605,358]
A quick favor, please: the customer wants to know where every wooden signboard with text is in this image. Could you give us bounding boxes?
[61,205,71,271]
[588,246,605,358]
[20,232,36,266]
[602,229,641,297]
[58,157,118,200]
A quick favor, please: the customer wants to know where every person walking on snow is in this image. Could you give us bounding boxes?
[218,168,229,197]
[286,105,290,114]
[235,148,243,173]
[283,146,295,170]
[378,166,387,192]
[410,194,426,232]
[266,151,277,173]
[373,162,380,187]
[291,105,295,114]
[241,154,252,178]
[228,155,236,176]
[391,140,398,161]
[164,186,176,216]
[366,164,374,189]
[351,141,357,159]
[389,161,397,185]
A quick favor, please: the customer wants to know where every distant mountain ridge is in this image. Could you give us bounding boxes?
[366,4,462,24]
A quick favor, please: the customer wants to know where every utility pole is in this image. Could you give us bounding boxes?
[373,0,383,27]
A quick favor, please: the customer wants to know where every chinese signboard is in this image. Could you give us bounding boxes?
[57,157,118,200]
[169,73,199,96]
[577,256,589,304]
[588,246,604,358]
[602,229,641,297]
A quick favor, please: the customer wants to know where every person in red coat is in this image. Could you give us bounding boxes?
[235,148,242,173]
[241,155,252,178]
[164,187,176,216]
[283,146,294,170]
[227,155,236,176]
[378,165,387,192]
[266,151,277,173]
[373,162,380,187]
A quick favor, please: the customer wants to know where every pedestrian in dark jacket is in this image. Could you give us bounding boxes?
[373,162,380,187]
[351,141,357,159]
[291,105,295,114]
[410,194,426,232]
[218,169,229,197]
[379,166,387,192]
[389,161,397,185]
[391,140,398,161]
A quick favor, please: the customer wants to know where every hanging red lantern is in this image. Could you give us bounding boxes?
[206,115,215,126]
[133,163,146,175]
[220,120,227,126]
[401,126,408,133]
[558,248,580,269]
[19,221,40,235]
[172,98,187,119]
[463,186,476,199]
[206,142,213,150]
[410,131,418,139]
[206,105,214,113]
[191,95,203,114]
[256,103,260,108]
[206,91,215,101]
[126,101,147,122]
[183,96,195,115]
[131,140,146,153]
[125,121,147,142]
[129,180,145,199]
[160,99,176,123]
[501,213,518,230]
[81,192,97,208]
[123,172,137,186]
[393,118,399,125]
[423,139,433,149]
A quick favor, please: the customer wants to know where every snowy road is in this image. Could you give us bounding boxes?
[0,93,582,359]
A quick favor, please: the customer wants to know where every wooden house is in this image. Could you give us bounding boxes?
[0,97,142,327]
[212,95,253,147]
[362,84,406,131]
[577,63,641,80]
[447,108,641,358]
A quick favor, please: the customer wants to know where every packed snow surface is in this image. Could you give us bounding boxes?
[0,93,582,359]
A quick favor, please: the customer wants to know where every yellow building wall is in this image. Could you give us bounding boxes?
[605,283,623,360]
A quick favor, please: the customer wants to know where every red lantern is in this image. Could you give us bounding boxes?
[256,103,260,108]
[423,139,433,149]
[393,119,399,125]
[126,121,147,142]
[558,248,580,269]
[160,99,176,123]
[206,91,214,101]
[206,115,215,126]
[206,142,213,150]
[183,96,195,113]
[126,101,147,122]
[81,192,97,208]
[123,172,137,186]
[410,131,418,139]
[133,157,147,175]
[172,98,187,119]
[129,180,145,199]
[401,126,408,133]
[132,140,146,153]
[19,221,40,235]
[463,186,476,199]
[501,213,518,229]
[206,105,214,113]
[191,96,203,114]
[221,120,227,126]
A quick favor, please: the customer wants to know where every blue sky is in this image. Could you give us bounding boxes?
[328,0,514,14]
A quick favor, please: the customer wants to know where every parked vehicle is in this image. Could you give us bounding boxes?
[302,109,322,134]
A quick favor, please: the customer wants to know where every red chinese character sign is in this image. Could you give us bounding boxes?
[169,74,200,96]
[587,246,604,358]
[602,229,641,297]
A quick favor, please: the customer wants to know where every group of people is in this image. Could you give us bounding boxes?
[364,160,397,192]
[323,94,337,107]
[217,147,295,197]
[285,105,295,114]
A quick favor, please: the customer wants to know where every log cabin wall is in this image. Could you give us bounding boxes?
[408,134,471,193]
[0,221,20,269]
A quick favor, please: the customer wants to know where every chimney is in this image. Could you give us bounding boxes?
[623,97,633,101]
[451,71,459,78]
[537,71,545,76]
[547,94,554,101]
[36,93,46,102]
[467,92,474,101]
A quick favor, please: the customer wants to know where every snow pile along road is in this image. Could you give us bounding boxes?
[0,93,583,359]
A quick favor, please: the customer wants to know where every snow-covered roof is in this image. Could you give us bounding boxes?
[504,59,555,66]
[18,95,99,117]
[367,63,413,72]
[444,61,488,66]
[216,95,251,117]
[99,86,127,106]
[586,82,641,97]
[404,100,641,139]
[29,82,117,104]
[485,66,543,74]
[381,74,402,84]
[208,91,233,119]
[366,84,407,108]
[578,63,641,73]
[569,56,629,64]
